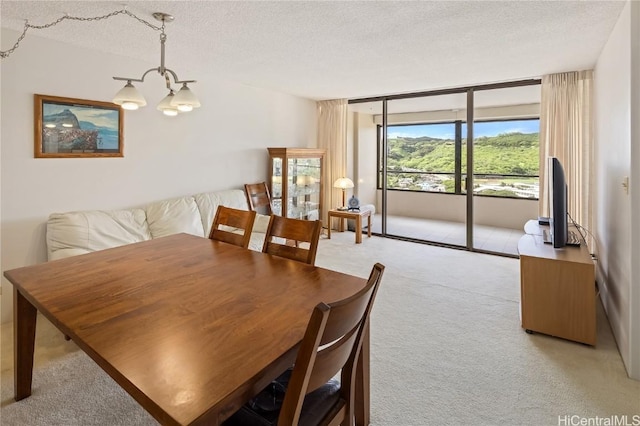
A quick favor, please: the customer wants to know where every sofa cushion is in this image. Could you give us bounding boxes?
[45,190,271,262]
[145,196,204,238]
[193,189,250,236]
[46,209,151,261]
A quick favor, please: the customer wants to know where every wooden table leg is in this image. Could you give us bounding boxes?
[355,216,362,244]
[14,288,37,401]
[355,324,370,426]
[338,217,345,232]
[327,215,332,239]
[367,213,372,238]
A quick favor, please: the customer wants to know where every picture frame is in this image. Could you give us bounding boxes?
[34,94,124,158]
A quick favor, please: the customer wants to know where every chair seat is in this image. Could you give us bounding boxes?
[225,369,341,426]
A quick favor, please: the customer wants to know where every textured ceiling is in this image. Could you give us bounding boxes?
[0,1,626,101]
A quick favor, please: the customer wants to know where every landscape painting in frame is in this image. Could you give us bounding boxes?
[34,94,124,158]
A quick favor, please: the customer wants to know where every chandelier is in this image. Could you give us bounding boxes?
[1,8,200,116]
[112,12,200,116]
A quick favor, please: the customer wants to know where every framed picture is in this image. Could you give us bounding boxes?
[34,94,124,158]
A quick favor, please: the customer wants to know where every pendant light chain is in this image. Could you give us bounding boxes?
[3,7,201,115]
[1,9,161,59]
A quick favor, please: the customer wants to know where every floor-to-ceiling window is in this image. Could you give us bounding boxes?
[471,85,541,255]
[381,93,468,246]
[348,80,541,256]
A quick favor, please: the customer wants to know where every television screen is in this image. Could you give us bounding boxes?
[547,156,568,248]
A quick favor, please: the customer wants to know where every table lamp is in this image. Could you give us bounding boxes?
[333,177,354,211]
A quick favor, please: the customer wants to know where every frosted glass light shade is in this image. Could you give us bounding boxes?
[157,91,179,116]
[113,82,147,110]
[170,84,200,111]
[296,175,316,186]
[333,177,354,189]
[121,102,140,110]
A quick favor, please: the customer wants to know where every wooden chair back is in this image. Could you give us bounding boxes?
[209,206,256,249]
[244,182,273,215]
[262,215,322,265]
[278,263,385,425]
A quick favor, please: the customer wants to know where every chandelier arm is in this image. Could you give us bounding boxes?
[113,69,196,85]
[113,76,144,83]
[113,67,162,83]
[162,68,197,85]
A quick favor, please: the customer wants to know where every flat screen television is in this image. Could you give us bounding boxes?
[547,156,568,248]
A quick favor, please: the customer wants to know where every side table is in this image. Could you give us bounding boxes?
[327,209,372,244]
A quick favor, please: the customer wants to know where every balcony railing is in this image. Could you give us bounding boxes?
[379,170,539,199]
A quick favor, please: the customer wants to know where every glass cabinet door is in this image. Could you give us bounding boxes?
[288,157,321,220]
[271,156,283,216]
[268,148,326,221]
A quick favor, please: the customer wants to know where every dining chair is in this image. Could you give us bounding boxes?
[245,182,273,215]
[224,262,385,426]
[209,205,257,249]
[262,215,322,265]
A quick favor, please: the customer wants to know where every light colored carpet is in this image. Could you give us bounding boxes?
[1,232,638,425]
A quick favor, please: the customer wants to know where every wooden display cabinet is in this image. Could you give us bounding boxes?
[268,148,326,220]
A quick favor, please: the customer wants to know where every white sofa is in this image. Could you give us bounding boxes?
[46,189,271,261]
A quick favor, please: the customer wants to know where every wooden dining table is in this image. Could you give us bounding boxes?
[5,233,370,426]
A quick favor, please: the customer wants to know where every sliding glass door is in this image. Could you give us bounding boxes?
[348,80,541,256]
[471,85,541,255]
[383,94,468,247]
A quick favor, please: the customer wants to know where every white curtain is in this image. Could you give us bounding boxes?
[539,70,594,240]
[317,99,348,227]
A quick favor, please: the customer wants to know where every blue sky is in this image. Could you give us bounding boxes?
[43,103,119,129]
[387,119,539,140]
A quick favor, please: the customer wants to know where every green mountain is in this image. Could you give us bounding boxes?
[388,132,539,176]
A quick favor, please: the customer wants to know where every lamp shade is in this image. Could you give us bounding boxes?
[113,81,147,110]
[170,83,201,112]
[296,175,316,186]
[157,90,179,116]
[333,177,354,189]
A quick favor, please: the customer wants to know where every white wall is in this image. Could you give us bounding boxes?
[375,190,536,230]
[630,0,640,382]
[0,30,317,323]
[594,1,639,379]
[380,191,466,222]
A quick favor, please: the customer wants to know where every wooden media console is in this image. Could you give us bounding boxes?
[518,220,596,346]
